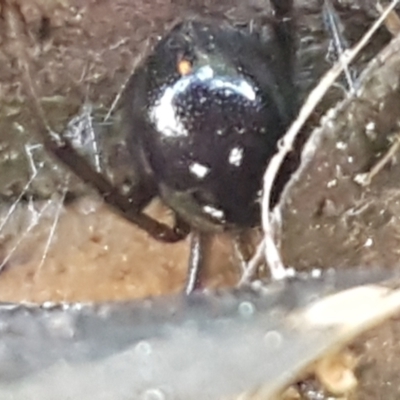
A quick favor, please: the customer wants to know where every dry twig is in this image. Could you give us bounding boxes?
[354,133,400,186]
[376,1,400,35]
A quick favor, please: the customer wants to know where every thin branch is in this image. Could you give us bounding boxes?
[323,0,356,92]
[354,133,400,186]
[238,239,265,286]
[376,1,400,35]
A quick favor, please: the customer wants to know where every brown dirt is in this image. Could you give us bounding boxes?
[0,197,240,302]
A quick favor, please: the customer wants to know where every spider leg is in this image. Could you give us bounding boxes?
[185,231,210,294]
[270,0,295,73]
[40,130,188,243]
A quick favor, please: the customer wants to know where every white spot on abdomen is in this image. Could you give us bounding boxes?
[229,147,244,166]
[189,162,210,179]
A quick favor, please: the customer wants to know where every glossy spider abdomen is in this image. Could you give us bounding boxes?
[126,19,296,232]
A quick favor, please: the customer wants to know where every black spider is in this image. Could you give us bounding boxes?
[40,0,297,293]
